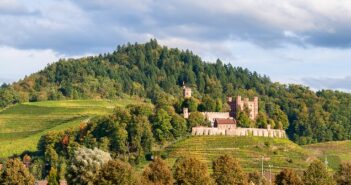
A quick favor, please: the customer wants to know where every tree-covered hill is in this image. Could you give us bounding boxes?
[1,39,351,144]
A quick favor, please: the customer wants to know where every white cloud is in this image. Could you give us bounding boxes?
[0,46,81,83]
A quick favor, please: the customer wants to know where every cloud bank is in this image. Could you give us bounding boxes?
[0,0,350,91]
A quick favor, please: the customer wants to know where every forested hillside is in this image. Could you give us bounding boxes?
[1,39,351,144]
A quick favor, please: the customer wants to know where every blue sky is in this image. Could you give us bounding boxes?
[0,0,351,91]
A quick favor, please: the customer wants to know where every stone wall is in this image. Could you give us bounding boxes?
[201,112,230,123]
[192,126,286,138]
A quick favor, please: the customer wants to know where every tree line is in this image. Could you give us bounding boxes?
[1,39,351,144]
[2,151,351,185]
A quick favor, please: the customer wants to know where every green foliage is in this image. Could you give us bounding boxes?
[47,167,59,185]
[0,158,35,185]
[30,159,45,180]
[275,168,303,185]
[256,112,268,128]
[66,147,111,185]
[237,111,252,128]
[142,157,174,185]
[187,111,205,128]
[303,160,336,185]
[95,160,139,185]
[248,171,269,185]
[212,155,248,185]
[173,157,212,185]
[171,114,187,139]
[334,162,351,185]
[2,39,351,144]
[152,109,173,143]
[182,97,198,112]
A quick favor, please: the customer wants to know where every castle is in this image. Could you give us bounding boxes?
[182,85,286,138]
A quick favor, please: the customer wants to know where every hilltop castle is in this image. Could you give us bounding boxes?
[182,85,286,138]
[182,84,259,123]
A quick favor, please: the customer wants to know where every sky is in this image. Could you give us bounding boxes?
[0,0,350,91]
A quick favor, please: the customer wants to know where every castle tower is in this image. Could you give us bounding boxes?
[183,108,189,119]
[183,85,192,98]
[230,96,259,120]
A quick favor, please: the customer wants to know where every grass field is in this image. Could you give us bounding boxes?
[304,140,351,170]
[163,136,310,173]
[0,98,145,158]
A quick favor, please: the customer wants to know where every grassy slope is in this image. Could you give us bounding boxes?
[304,140,351,170]
[0,98,144,158]
[163,136,310,173]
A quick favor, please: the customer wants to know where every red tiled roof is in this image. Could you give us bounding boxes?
[215,118,236,125]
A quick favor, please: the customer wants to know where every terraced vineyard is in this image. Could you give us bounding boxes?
[0,98,145,158]
[163,136,311,173]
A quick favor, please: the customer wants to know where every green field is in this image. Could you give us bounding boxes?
[0,98,144,158]
[304,140,351,170]
[163,136,310,173]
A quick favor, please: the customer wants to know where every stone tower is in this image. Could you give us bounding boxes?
[183,85,192,99]
[183,108,189,119]
[228,96,258,120]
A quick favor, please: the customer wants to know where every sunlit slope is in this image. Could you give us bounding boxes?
[0,98,144,158]
[304,140,351,170]
[163,136,310,173]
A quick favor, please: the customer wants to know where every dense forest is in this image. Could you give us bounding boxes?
[1,39,351,144]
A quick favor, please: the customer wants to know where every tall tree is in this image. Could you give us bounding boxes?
[95,160,139,185]
[303,160,336,185]
[66,147,111,185]
[212,155,248,185]
[173,157,212,185]
[142,157,174,185]
[0,158,35,185]
[275,168,303,185]
[334,162,351,185]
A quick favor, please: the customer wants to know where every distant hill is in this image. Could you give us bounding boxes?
[1,39,351,144]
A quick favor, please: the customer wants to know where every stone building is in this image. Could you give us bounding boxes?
[228,96,258,120]
[182,86,286,138]
[214,118,236,129]
[183,85,192,99]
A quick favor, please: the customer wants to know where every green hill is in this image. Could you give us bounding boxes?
[163,136,310,173]
[0,98,145,158]
[1,40,351,145]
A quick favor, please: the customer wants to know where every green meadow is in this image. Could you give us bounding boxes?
[0,98,144,158]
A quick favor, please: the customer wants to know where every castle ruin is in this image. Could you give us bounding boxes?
[182,85,286,138]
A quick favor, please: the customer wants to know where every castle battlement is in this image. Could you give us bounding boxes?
[192,126,286,138]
